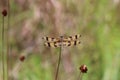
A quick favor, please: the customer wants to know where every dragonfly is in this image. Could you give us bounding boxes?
[42,34,81,47]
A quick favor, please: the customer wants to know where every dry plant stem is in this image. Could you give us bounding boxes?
[55,46,62,80]
[7,0,10,79]
[2,16,5,80]
[55,36,63,80]
[77,72,83,80]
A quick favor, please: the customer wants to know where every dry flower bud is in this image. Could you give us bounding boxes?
[79,64,88,73]
[2,9,7,16]
[19,55,25,62]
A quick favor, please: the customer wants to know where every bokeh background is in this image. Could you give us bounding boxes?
[0,0,120,80]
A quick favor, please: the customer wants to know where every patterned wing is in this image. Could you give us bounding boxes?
[63,34,81,41]
[42,37,60,42]
[44,40,81,47]
[43,34,81,47]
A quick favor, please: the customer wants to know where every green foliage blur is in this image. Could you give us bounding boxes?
[0,0,120,80]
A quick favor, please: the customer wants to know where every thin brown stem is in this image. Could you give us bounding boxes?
[55,46,62,80]
[2,15,5,80]
[7,0,10,80]
[55,36,63,80]
[77,72,83,80]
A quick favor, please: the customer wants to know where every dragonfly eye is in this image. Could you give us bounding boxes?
[60,36,64,39]
[51,38,54,40]
[69,36,72,38]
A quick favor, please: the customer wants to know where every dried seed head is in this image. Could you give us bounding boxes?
[19,55,25,62]
[2,9,7,16]
[79,64,88,73]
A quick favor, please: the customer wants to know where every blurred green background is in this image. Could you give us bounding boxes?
[0,0,120,80]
